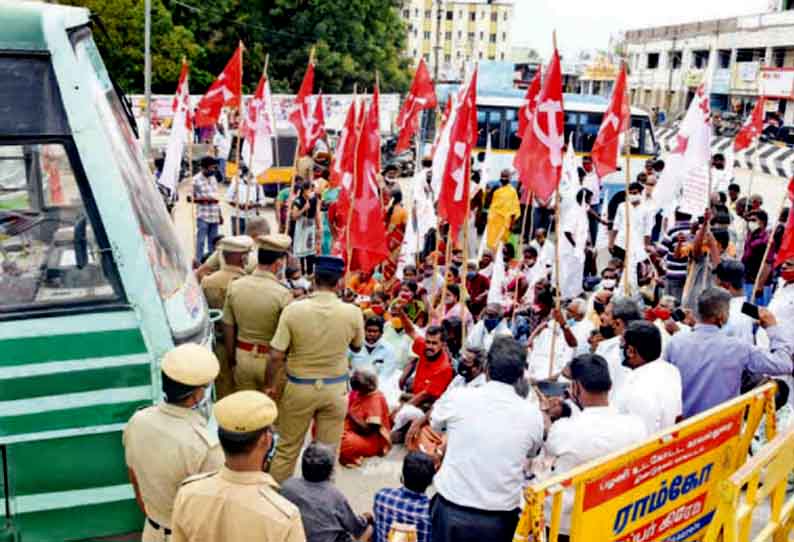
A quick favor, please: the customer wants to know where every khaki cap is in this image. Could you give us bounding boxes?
[218,235,253,253]
[161,344,220,386]
[256,234,291,253]
[214,391,278,432]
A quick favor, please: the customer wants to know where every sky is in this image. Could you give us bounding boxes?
[513,0,771,58]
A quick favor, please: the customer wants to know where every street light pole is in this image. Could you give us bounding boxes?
[144,0,152,159]
[433,0,442,82]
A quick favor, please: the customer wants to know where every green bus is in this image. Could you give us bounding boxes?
[0,2,212,540]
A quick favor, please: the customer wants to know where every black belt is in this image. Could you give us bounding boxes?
[148,518,172,535]
[287,374,349,385]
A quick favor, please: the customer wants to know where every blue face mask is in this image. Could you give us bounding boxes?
[567,318,576,328]
[483,317,501,332]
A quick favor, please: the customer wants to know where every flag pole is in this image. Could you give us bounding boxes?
[185,56,197,261]
[344,84,361,286]
[750,189,788,301]
[436,226,453,320]
[549,31,562,379]
[287,46,316,244]
[746,142,757,197]
[512,192,531,329]
[233,41,245,236]
[622,123,632,296]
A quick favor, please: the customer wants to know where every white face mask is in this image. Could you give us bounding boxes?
[747,221,760,232]
[601,278,617,289]
[628,194,642,204]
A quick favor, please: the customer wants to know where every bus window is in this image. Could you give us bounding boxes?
[0,143,123,313]
[579,112,603,152]
[477,107,503,148]
[630,115,652,155]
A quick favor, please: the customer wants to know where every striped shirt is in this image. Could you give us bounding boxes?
[192,172,221,224]
[660,221,693,282]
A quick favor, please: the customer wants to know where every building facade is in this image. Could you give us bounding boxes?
[624,4,794,124]
[400,0,514,80]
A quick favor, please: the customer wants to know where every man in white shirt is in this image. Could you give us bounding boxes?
[545,354,648,539]
[466,303,512,353]
[566,298,594,356]
[226,169,265,235]
[769,256,794,342]
[559,189,590,299]
[616,321,682,435]
[609,182,652,264]
[715,259,756,345]
[431,337,544,542]
[595,297,642,401]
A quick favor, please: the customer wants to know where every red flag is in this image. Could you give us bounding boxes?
[195,44,243,128]
[331,100,358,190]
[289,61,324,155]
[774,178,794,267]
[431,98,453,159]
[735,97,765,152]
[349,85,388,273]
[172,59,192,130]
[517,70,542,139]
[438,68,478,237]
[591,63,630,178]
[312,93,327,152]
[514,49,565,201]
[396,59,438,152]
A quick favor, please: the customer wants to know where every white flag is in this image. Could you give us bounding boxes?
[159,62,191,199]
[242,74,276,177]
[487,243,506,305]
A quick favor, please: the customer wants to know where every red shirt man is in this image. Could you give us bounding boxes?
[407,327,454,403]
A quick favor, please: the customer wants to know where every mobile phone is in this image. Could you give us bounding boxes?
[671,308,686,322]
[741,301,760,320]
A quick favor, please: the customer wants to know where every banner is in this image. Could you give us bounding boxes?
[759,67,794,99]
[678,165,710,217]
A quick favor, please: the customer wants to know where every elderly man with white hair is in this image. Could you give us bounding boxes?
[465,303,513,353]
[565,297,594,355]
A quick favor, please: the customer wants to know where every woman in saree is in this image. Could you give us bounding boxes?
[382,187,408,284]
[339,369,392,466]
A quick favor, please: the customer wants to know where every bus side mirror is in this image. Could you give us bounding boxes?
[74,215,88,269]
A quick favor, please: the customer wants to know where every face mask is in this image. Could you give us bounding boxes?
[747,221,760,232]
[466,271,477,281]
[483,317,501,332]
[457,364,473,380]
[373,271,384,281]
[371,305,385,316]
[500,179,510,186]
[601,278,616,290]
[593,300,606,315]
[192,384,214,421]
[629,194,642,204]
[566,318,576,328]
[781,269,794,283]
[599,324,616,339]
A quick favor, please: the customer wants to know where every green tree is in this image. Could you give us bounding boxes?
[59,0,204,93]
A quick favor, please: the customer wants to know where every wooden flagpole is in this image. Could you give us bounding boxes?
[233,41,245,236]
[183,56,197,260]
[622,124,632,296]
[461,180,472,345]
[511,194,531,328]
[436,229,453,318]
[344,84,362,286]
[548,31,562,379]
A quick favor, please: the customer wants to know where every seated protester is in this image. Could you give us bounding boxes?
[714,259,755,345]
[369,291,389,319]
[389,265,418,299]
[564,298,595,356]
[596,266,619,293]
[349,316,398,381]
[665,287,793,418]
[595,296,642,401]
[544,354,647,541]
[431,337,544,542]
[616,322,682,435]
[419,261,444,299]
[404,346,487,463]
[372,452,435,542]
[281,442,372,542]
[646,295,691,350]
[391,315,455,442]
[382,308,414,373]
[389,280,428,327]
[339,369,392,467]
[435,284,473,331]
[465,260,490,318]
[441,317,463,368]
[465,303,513,353]
[526,289,571,381]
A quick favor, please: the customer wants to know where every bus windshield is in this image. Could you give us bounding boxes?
[70,27,190,300]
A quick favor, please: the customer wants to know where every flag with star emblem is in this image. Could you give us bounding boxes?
[195,44,243,127]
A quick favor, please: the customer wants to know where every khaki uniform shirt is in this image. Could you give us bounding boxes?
[201,265,245,310]
[222,269,291,344]
[204,250,257,275]
[270,291,365,378]
[122,403,224,527]
[171,467,306,542]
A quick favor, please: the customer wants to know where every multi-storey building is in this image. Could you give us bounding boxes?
[624,3,794,123]
[400,0,514,80]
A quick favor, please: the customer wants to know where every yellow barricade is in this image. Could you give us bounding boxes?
[514,383,777,542]
[704,425,794,542]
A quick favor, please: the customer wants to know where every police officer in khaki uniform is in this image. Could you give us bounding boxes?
[170,391,306,542]
[200,236,252,398]
[195,216,270,282]
[223,234,292,392]
[267,256,365,482]
[123,344,224,541]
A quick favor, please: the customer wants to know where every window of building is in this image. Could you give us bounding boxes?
[489,55,495,61]
[480,31,484,40]
[500,52,505,60]
[444,31,452,40]
[785,0,794,9]
[458,31,462,39]
[489,34,497,43]
[414,8,419,17]
[736,48,765,62]
[413,28,418,37]
[646,52,660,70]
[402,9,409,18]
[446,10,453,20]
[423,31,431,40]
[491,12,498,22]
[692,50,710,69]
[468,32,475,41]
[413,49,418,57]
[424,9,432,19]
[424,53,430,61]
[479,51,484,59]
[445,54,451,62]
[457,50,462,59]
[718,49,731,69]
[470,12,476,21]
[504,11,508,21]
[459,10,463,18]
[502,32,506,40]
[481,10,486,19]
[772,48,786,68]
